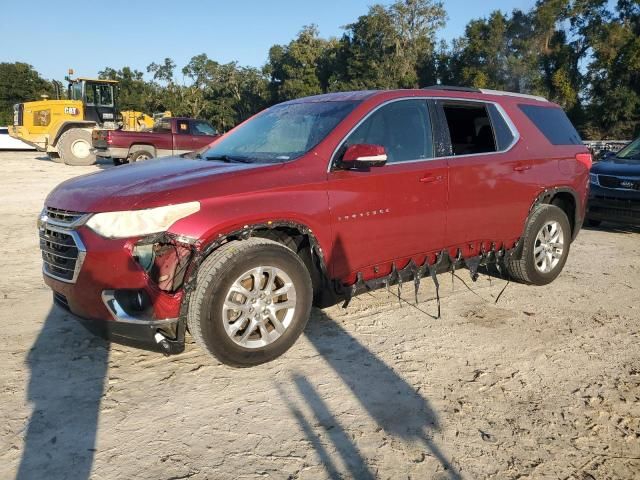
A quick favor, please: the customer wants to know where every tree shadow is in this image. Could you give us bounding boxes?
[287,308,462,479]
[16,304,109,480]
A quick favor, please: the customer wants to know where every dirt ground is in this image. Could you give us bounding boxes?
[0,151,638,480]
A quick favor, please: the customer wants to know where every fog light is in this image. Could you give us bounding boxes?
[114,289,151,314]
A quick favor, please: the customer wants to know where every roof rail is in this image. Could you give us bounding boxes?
[423,85,481,93]
[422,85,549,102]
[478,89,548,102]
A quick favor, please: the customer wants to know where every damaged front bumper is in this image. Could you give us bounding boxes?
[43,226,194,353]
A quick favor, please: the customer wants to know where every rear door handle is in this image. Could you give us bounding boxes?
[419,175,445,184]
[513,165,531,172]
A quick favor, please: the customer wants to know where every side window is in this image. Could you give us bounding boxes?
[441,103,497,155]
[518,104,582,145]
[487,104,515,150]
[97,85,113,107]
[177,120,190,134]
[85,84,96,105]
[154,119,171,133]
[341,100,433,164]
[191,121,217,136]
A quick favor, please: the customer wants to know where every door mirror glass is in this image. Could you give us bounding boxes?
[342,144,388,168]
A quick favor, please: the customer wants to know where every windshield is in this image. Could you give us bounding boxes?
[616,137,640,160]
[201,101,358,163]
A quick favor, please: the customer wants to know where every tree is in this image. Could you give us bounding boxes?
[183,54,269,131]
[0,62,54,125]
[578,0,640,138]
[338,0,446,89]
[264,25,330,102]
[98,66,151,112]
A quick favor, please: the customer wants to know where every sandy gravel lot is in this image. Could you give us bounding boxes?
[0,151,638,480]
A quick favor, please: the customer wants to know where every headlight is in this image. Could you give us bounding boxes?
[589,173,599,186]
[85,202,200,239]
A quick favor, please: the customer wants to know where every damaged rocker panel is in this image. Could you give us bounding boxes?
[337,241,520,318]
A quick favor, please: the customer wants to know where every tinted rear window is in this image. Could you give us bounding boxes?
[519,104,582,145]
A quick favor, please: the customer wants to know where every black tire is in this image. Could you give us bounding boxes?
[586,218,602,227]
[129,150,154,162]
[57,128,96,166]
[187,238,313,367]
[112,158,127,166]
[507,204,572,285]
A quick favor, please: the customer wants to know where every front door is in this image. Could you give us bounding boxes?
[326,99,448,282]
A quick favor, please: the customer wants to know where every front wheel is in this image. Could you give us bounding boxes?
[57,128,96,166]
[187,238,313,367]
[507,204,571,285]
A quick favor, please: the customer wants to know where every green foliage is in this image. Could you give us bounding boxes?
[3,0,638,138]
[0,62,54,125]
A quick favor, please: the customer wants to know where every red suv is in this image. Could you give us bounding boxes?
[39,87,591,366]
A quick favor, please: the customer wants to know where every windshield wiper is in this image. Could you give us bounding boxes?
[180,151,203,159]
[205,155,254,164]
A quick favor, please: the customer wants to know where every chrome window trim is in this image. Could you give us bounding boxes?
[40,224,86,284]
[328,96,521,172]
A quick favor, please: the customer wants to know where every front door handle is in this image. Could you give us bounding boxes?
[420,174,445,184]
[513,164,531,172]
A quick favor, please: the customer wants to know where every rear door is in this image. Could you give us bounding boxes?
[437,99,538,255]
[326,99,448,282]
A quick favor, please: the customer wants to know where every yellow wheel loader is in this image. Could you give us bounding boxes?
[8,72,170,166]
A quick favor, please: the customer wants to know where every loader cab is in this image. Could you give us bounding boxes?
[67,78,117,126]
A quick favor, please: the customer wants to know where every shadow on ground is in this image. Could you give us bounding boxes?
[278,308,462,479]
[17,305,109,480]
[583,222,640,234]
[35,155,114,170]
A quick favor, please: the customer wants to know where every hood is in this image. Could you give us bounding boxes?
[592,156,640,176]
[46,156,266,212]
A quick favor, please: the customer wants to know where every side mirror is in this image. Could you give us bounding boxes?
[342,144,387,169]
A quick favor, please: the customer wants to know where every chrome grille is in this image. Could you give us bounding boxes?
[39,224,85,283]
[598,175,640,191]
[45,207,89,227]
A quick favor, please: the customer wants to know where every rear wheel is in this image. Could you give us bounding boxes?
[58,128,96,166]
[507,204,571,285]
[129,150,154,162]
[187,238,313,367]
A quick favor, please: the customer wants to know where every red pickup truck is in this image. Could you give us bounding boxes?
[92,117,220,164]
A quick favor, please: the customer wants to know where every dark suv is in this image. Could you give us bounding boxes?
[587,136,640,227]
[39,87,591,366]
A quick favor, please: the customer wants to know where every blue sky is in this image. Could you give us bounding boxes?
[1,0,534,81]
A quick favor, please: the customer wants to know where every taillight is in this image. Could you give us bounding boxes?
[106,131,113,145]
[575,152,592,169]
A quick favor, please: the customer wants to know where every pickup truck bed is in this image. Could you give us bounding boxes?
[92,117,219,163]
